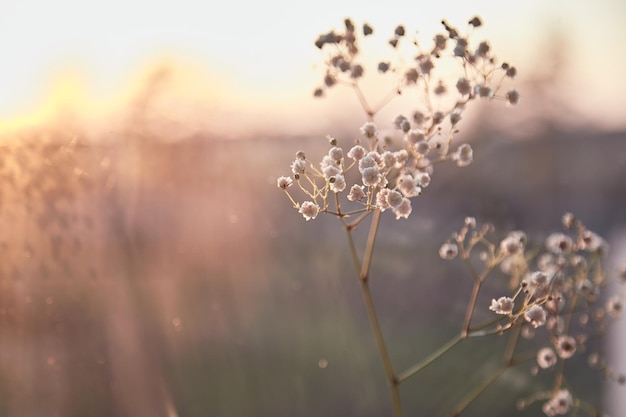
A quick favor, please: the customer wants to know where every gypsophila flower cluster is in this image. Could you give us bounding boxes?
[441,212,626,416]
[313,16,519,110]
[542,389,573,416]
[279,18,518,222]
[276,15,622,417]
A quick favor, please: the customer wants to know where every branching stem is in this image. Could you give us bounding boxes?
[397,333,463,383]
[462,279,482,337]
[343,209,401,417]
[446,326,522,416]
[445,365,507,417]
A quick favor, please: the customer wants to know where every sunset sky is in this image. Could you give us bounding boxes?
[0,0,625,135]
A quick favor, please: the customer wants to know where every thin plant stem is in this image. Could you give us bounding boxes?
[334,191,342,216]
[327,208,368,217]
[553,291,580,390]
[576,398,603,417]
[360,283,402,417]
[399,259,501,383]
[468,315,506,333]
[503,325,521,365]
[446,326,522,417]
[347,210,373,231]
[344,209,401,417]
[360,209,381,282]
[445,365,507,417]
[360,283,396,379]
[351,82,375,120]
[341,218,361,273]
[446,316,523,417]
[458,249,497,338]
[467,324,513,338]
[462,279,482,337]
[371,85,401,114]
[396,333,464,383]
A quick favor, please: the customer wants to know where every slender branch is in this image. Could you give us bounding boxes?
[351,82,375,120]
[553,291,580,390]
[359,283,393,370]
[461,279,482,337]
[445,365,507,417]
[447,319,523,416]
[360,209,381,283]
[328,208,368,217]
[334,191,342,216]
[467,323,512,338]
[341,218,361,273]
[468,315,507,333]
[343,209,401,417]
[360,283,401,417]
[371,85,402,114]
[282,189,299,208]
[396,333,463,383]
[459,247,480,280]
[503,325,521,365]
[575,398,603,417]
[346,210,372,231]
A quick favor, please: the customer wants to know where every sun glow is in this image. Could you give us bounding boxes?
[0,70,90,133]
[0,59,274,140]
[0,0,624,137]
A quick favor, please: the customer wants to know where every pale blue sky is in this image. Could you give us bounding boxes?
[0,0,625,132]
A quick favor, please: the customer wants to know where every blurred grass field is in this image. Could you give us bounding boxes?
[0,114,624,416]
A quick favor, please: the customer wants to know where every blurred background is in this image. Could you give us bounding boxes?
[0,1,625,417]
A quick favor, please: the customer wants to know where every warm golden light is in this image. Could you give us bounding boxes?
[1,0,625,135]
[0,3,624,416]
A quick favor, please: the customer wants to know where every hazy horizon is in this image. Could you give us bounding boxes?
[1,1,625,137]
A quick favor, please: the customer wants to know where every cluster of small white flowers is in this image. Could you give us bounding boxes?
[451,143,473,167]
[440,213,625,415]
[545,233,574,254]
[280,19,520,222]
[439,242,458,260]
[524,305,547,328]
[606,295,623,319]
[499,230,527,255]
[278,134,426,220]
[537,347,557,369]
[542,389,573,416]
[281,108,491,219]
[299,201,319,221]
[277,14,622,417]
[554,335,577,359]
[489,296,514,315]
[277,176,292,190]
